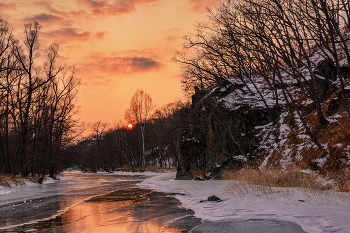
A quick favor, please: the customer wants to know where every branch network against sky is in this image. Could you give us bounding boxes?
[0,0,220,124]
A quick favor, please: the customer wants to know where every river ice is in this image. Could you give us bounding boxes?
[0,172,145,231]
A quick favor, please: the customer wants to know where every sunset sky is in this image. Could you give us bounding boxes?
[0,0,220,125]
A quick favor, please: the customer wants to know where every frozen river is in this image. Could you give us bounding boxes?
[0,172,195,232]
[0,172,308,232]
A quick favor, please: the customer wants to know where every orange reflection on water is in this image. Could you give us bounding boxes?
[54,193,184,233]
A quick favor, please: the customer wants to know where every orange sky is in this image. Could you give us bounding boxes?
[0,0,220,125]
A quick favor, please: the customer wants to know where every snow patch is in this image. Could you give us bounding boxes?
[314,156,329,168]
[139,172,350,233]
[232,155,247,162]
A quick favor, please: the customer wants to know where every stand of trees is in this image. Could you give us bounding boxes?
[175,0,350,148]
[0,19,79,180]
[75,99,188,172]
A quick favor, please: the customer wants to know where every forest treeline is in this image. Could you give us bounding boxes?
[0,19,79,181]
[75,98,189,172]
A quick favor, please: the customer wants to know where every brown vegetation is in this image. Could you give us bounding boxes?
[192,168,208,179]
[222,168,320,190]
[0,174,25,188]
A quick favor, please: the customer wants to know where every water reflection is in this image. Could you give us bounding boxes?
[59,188,188,233]
[55,188,153,233]
[7,186,187,233]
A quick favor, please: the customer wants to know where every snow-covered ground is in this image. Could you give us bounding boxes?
[138,172,350,233]
[0,170,157,195]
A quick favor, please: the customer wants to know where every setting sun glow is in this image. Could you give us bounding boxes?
[0,0,221,124]
[127,124,133,129]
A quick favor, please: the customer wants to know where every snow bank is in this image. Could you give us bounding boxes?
[138,172,350,233]
[97,171,163,176]
[0,170,161,194]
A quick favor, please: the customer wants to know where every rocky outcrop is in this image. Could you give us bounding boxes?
[327,88,350,116]
[314,58,337,81]
[176,59,348,180]
[176,87,281,180]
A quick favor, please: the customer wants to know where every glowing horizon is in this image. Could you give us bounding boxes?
[0,0,220,126]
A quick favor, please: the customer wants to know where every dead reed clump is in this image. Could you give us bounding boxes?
[0,174,25,188]
[121,167,134,172]
[143,165,176,172]
[192,168,208,179]
[222,168,319,190]
[326,168,350,192]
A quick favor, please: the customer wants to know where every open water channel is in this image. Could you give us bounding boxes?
[0,172,306,233]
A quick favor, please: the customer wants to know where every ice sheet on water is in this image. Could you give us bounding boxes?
[0,187,10,195]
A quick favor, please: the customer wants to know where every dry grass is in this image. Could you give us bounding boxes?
[192,168,207,178]
[0,174,25,188]
[326,168,350,192]
[223,169,350,207]
[115,165,176,173]
[222,168,319,190]
[257,93,350,192]
[143,165,176,172]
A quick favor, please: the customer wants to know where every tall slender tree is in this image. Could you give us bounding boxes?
[124,89,154,167]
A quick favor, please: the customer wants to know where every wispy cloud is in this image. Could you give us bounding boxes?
[165,35,179,42]
[188,0,219,13]
[24,13,63,24]
[130,57,161,71]
[95,31,108,39]
[0,3,17,11]
[162,28,182,43]
[41,28,91,43]
[78,54,163,82]
[44,5,94,24]
[78,0,158,16]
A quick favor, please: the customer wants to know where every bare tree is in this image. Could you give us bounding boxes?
[0,19,79,178]
[124,89,154,167]
[0,18,16,174]
[91,121,108,149]
[113,126,138,171]
[149,100,188,167]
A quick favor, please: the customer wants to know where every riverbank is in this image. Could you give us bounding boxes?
[139,172,350,233]
[2,171,350,232]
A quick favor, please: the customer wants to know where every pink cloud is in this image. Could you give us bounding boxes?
[41,28,91,43]
[165,35,178,42]
[33,1,55,7]
[24,13,63,24]
[0,3,17,11]
[78,0,159,16]
[111,49,161,59]
[78,54,163,79]
[44,5,94,23]
[79,73,113,86]
[188,0,220,13]
[95,31,108,39]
